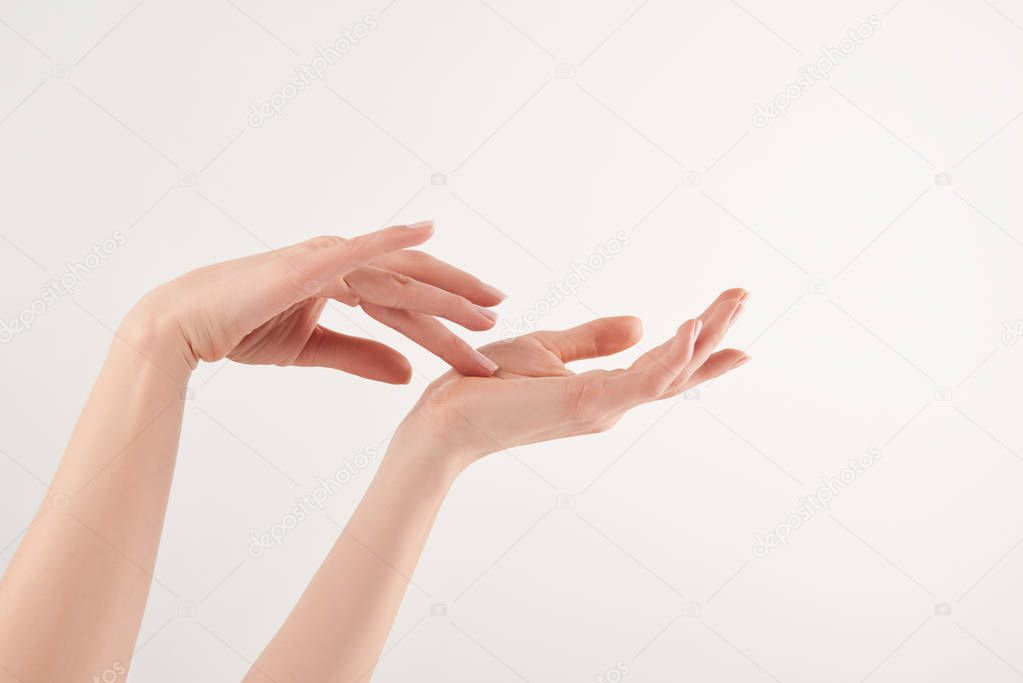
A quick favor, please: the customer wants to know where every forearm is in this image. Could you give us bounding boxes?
[246,424,462,683]
[0,315,192,682]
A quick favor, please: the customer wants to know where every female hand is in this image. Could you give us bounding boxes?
[398,289,750,467]
[123,221,505,383]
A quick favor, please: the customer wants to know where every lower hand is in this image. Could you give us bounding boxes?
[397,289,750,468]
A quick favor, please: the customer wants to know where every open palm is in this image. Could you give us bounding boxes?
[407,289,751,464]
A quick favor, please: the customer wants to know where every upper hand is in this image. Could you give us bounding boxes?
[124,222,504,383]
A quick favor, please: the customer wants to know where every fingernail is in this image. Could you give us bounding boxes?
[728,302,745,326]
[407,220,434,230]
[476,306,498,322]
[481,283,507,301]
[731,355,751,369]
[473,349,499,374]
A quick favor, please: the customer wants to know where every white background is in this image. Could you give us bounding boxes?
[2,0,1023,681]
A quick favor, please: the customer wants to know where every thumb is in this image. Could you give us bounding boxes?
[292,326,412,384]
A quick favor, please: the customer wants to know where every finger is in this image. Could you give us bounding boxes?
[630,318,702,375]
[664,348,749,397]
[697,288,748,322]
[370,250,506,306]
[287,222,436,286]
[338,266,498,331]
[360,303,499,377]
[239,222,436,332]
[680,296,744,381]
[582,318,701,414]
[531,316,643,363]
[292,326,412,384]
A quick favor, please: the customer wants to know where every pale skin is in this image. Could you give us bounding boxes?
[0,223,749,682]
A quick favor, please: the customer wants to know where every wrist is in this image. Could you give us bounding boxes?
[117,291,196,384]
[386,412,476,483]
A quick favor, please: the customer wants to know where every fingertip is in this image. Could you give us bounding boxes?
[406,219,435,233]
[478,282,507,304]
[372,356,412,384]
[719,287,747,300]
[616,315,643,345]
[728,301,746,326]
[405,221,435,245]
[395,357,413,383]
[471,348,499,376]
[474,305,499,330]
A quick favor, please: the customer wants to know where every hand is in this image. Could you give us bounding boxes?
[398,289,750,467]
[123,222,505,383]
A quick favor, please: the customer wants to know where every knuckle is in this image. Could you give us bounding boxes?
[304,235,345,252]
[387,271,413,287]
[451,294,477,316]
[385,271,414,306]
[403,249,432,266]
[335,278,360,306]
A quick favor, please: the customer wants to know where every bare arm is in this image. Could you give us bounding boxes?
[0,223,503,682]
[246,289,751,682]
[244,429,459,682]
[0,319,190,682]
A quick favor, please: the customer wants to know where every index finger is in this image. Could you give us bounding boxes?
[289,221,436,288]
[241,222,436,329]
[232,222,435,337]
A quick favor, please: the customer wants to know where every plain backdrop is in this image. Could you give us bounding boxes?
[2,0,1023,681]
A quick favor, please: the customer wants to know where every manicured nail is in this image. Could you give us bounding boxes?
[476,306,498,322]
[473,349,499,374]
[481,283,507,301]
[731,355,751,369]
[407,220,434,230]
